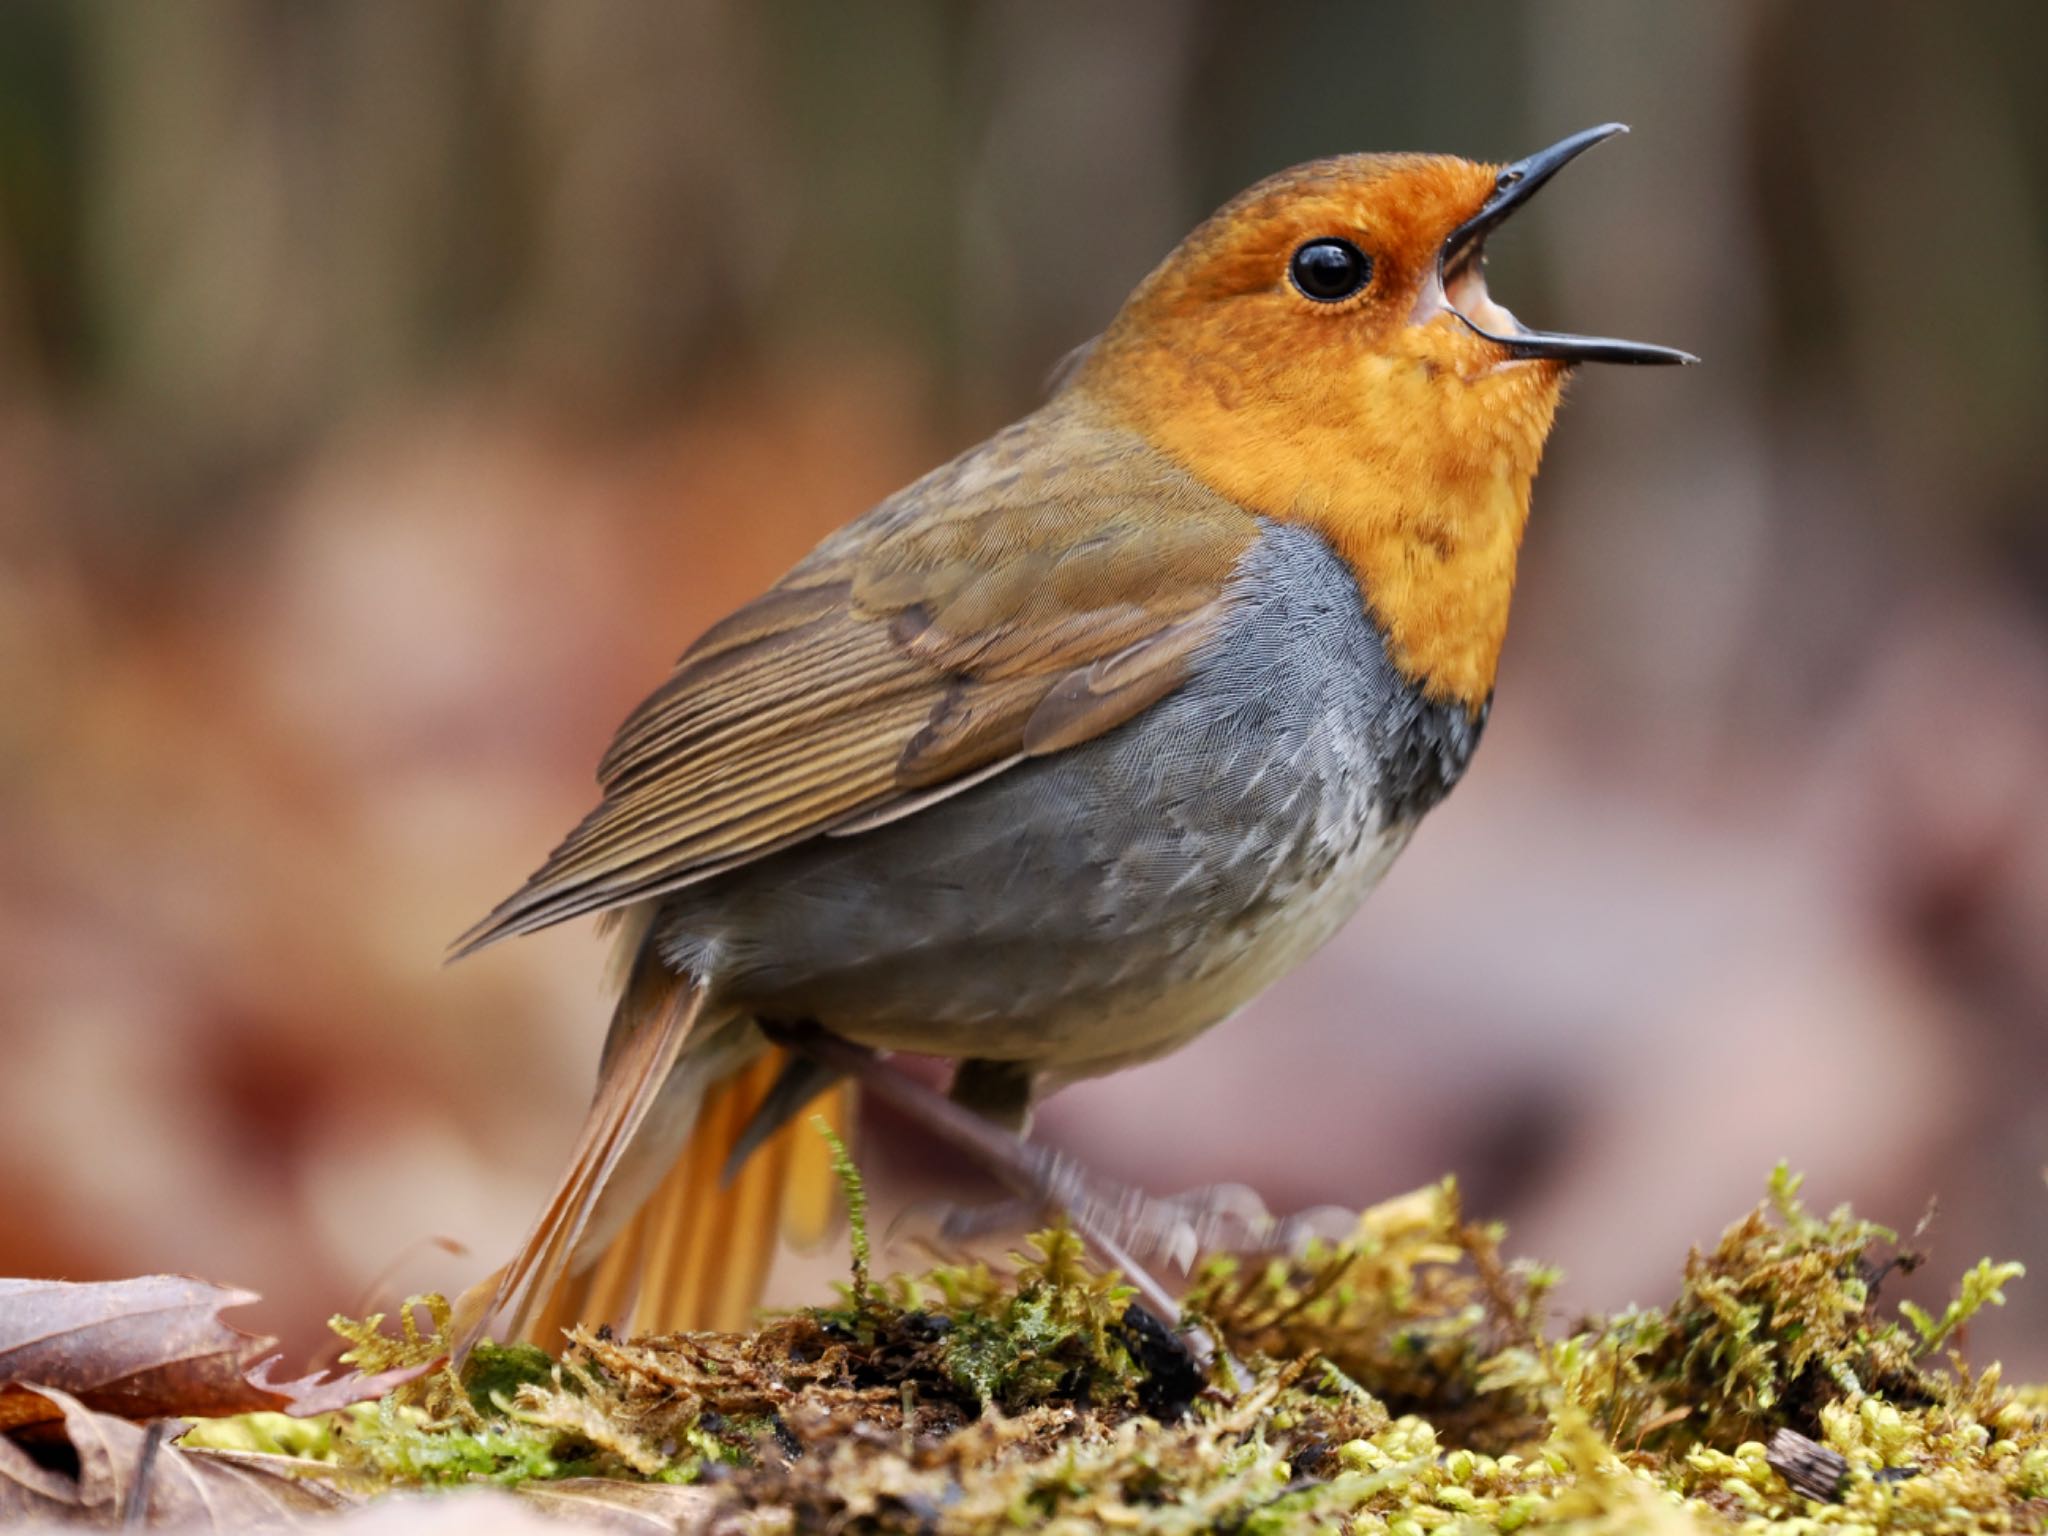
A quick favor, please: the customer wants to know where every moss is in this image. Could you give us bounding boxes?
[1187,1177,1558,1449]
[180,1169,2045,1532]
[1553,1164,1984,1451]
[814,1114,870,1304]
[884,1228,1146,1411]
[180,1406,351,1459]
[460,1340,560,1416]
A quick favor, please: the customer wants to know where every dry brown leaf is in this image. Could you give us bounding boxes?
[0,1275,434,1432]
[0,1420,76,1522]
[0,1276,277,1431]
[240,1353,439,1419]
[515,1478,720,1533]
[0,1384,360,1529]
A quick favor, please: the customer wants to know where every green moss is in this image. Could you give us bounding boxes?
[328,1292,452,1378]
[180,1406,353,1459]
[176,1169,2046,1533]
[879,1228,1144,1410]
[1550,1163,2009,1452]
[341,1397,570,1486]
[1900,1257,2027,1354]
[814,1113,870,1303]
[1188,1177,1558,1449]
[460,1340,561,1416]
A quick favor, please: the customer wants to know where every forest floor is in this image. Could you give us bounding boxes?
[154,1163,2046,1534]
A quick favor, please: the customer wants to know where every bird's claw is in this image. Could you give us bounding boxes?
[923,1144,1358,1272]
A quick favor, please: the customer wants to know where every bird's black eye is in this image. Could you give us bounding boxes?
[1289,238,1372,302]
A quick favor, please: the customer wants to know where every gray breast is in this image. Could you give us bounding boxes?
[654,521,1479,1068]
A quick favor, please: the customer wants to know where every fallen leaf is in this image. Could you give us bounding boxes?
[0,1384,359,1528]
[516,1478,720,1533]
[242,1353,439,1418]
[0,1275,427,1430]
[0,1276,276,1431]
[0,1422,78,1521]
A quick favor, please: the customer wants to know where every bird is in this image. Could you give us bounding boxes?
[451,123,1693,1348]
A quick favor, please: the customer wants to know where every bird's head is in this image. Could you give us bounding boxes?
[1075,124,1692,714]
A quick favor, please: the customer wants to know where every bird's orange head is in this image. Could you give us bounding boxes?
[1076,124,1691,716]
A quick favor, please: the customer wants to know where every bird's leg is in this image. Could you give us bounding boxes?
[760,1022,1236,1384]
[932,1058,1354,1269]
[947,1057,1037,1134]
[756,1021,1342,1371]
[723,1048,846,1185]
[757,1022,1185,1317]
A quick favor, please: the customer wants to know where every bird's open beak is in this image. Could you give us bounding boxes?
[1433,123,1697,366]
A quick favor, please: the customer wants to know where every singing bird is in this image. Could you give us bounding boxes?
[454,124,1691,1345]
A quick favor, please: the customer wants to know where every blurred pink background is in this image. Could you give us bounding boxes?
[1,2,2043,1371]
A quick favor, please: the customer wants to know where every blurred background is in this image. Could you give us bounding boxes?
[2,0,2045,1371]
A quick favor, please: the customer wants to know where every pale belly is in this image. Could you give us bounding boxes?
[1028,817,1415,1083]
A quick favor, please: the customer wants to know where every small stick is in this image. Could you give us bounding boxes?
[122,1419,175,1529]
[1765,1427,1847,1504]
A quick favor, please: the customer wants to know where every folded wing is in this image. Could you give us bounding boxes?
[454,411,1258,955]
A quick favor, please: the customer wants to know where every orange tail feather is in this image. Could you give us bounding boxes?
[456,959,706,1351]
[520,1052,855,1340]
[457,949,856,1350]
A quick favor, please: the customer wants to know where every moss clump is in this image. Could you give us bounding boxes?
[1552,1165,2014,1452]
[459,1340,560,1416]
[182,1169,2045,1533]
[1188,1176,1558,1450]
[847,1228,1153,1411]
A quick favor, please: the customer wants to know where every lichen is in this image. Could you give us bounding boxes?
[179,1168,2046,1532]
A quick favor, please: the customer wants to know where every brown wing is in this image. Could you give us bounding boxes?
[453,408,1258,955]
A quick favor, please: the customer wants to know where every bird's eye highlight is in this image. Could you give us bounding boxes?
[1289,238,1372,302]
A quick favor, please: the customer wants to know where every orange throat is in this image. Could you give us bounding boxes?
[1084,330,1565,716]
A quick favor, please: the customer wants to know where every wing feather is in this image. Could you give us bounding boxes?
[453,405,1257,957]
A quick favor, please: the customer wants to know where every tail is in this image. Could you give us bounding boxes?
[456,948,852,1351]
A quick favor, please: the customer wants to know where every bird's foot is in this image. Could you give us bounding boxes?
[757,1020,1341,1392]
[925,1163,1355,1272]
